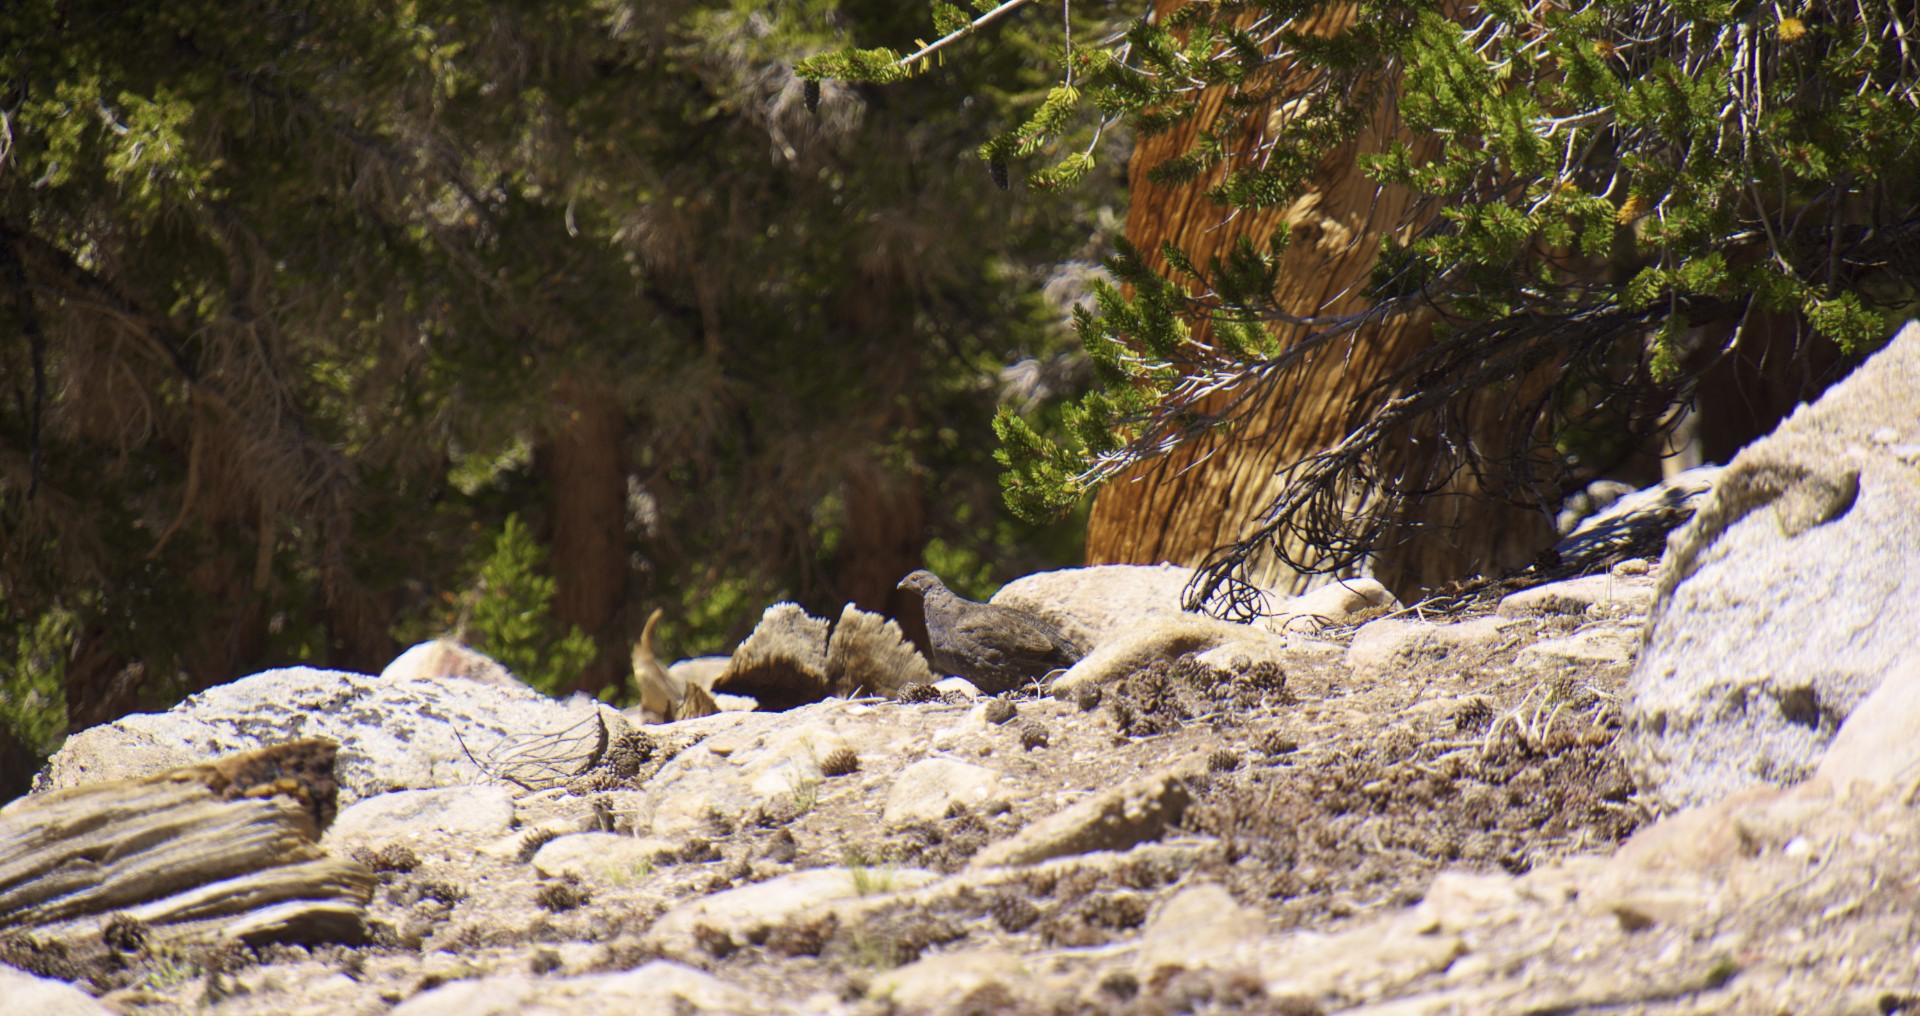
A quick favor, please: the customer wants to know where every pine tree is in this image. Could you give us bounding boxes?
[808,0,1920,609]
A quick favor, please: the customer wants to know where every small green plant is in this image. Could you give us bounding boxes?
[461,514,598,696]
[1,608,74,759]
[606,857,655,888]
[788,773,823,816]
[843,848,899,896]
[846,926,903,970]
[134,949,201,992]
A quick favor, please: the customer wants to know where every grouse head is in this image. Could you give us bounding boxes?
[897,570,944,597]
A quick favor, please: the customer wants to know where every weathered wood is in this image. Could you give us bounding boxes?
[0,740,372,951]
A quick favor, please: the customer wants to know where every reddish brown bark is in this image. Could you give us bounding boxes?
[541,380,630,695]
[833,460,932,655]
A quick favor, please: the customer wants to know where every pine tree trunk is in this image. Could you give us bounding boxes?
[1085,2,1551,599]
[541,380,630,696]
[833,459,931,654]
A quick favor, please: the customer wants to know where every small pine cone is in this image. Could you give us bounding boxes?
[983,699,1018,725]
[897,682,941,704]
[1454,698,1495,734]
[1018,721,1050,751]
[820,746,859,778]
[988,158,1009,190]
[1073,683,1102,711]
[803,78,821,113]
[1207,749,1241,773]
[1257,730,1298,756]
[1243,661,1286,693]
[991,894,1041,933]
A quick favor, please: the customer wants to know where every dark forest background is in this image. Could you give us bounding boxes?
[0,0,1126,761]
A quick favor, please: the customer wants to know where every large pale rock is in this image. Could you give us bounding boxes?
[1625,320,1920,809]
[1814,653,1920,797]
[631,702,907,839]
[991,564,1197,652]
[391,960,775,1016]
[1135,883,1266,969]
[379,639,524,689]
[1515,628,1637,669]
[1135,886,1463,1002]
[323,786,517,845]
[969,767,1195,869]
[1260,577,1399,634]
[37,668,608,804]
[1050,612,1297,693]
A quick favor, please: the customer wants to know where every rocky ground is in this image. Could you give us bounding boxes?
[14,548,1915,1016]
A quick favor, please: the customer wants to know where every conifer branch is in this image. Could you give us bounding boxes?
[896,0,1037,71]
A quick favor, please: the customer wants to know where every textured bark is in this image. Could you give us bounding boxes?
[1085,3,1551,598]
[833,460,931,654]
[542,380,631,696]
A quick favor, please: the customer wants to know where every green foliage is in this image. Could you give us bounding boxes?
[464,516,598,696]
[1,609,74,757]
[823,0,1920,556]
[1,0,1109,720]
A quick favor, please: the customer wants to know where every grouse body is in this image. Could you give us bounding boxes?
[897,570,1082,693]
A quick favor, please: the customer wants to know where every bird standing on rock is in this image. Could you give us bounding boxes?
[897,570,1083,694]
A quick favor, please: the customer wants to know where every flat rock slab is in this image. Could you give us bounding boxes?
[869,949,1031,1010]
[1051,612,1300,693]
[390,960,776,1016]
[0,966,119,1015]
[1498,574,1655,618]
[632,703,902,839]
[1260,578,1399,634]
[1347,617,1512,682]
[39,667,607,804]
[970,768,1195,869]
[324,786,518,845]
[1516,628,1638,669]
[530,832,677,882]
[646,867,940,958]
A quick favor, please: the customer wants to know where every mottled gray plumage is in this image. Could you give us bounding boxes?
[898,570,1083,694]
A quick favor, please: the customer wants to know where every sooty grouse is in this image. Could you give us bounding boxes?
[897,570,1083,694]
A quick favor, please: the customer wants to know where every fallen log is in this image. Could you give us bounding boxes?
[0,739,373,958]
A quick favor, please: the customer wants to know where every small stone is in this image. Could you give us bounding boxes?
[982,699,1019,725]
[869,949,1030,1011]
[885,758,1008,828]
[532,833,677,881]
[969,767,1195,869]
[1497,574,1653,618]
